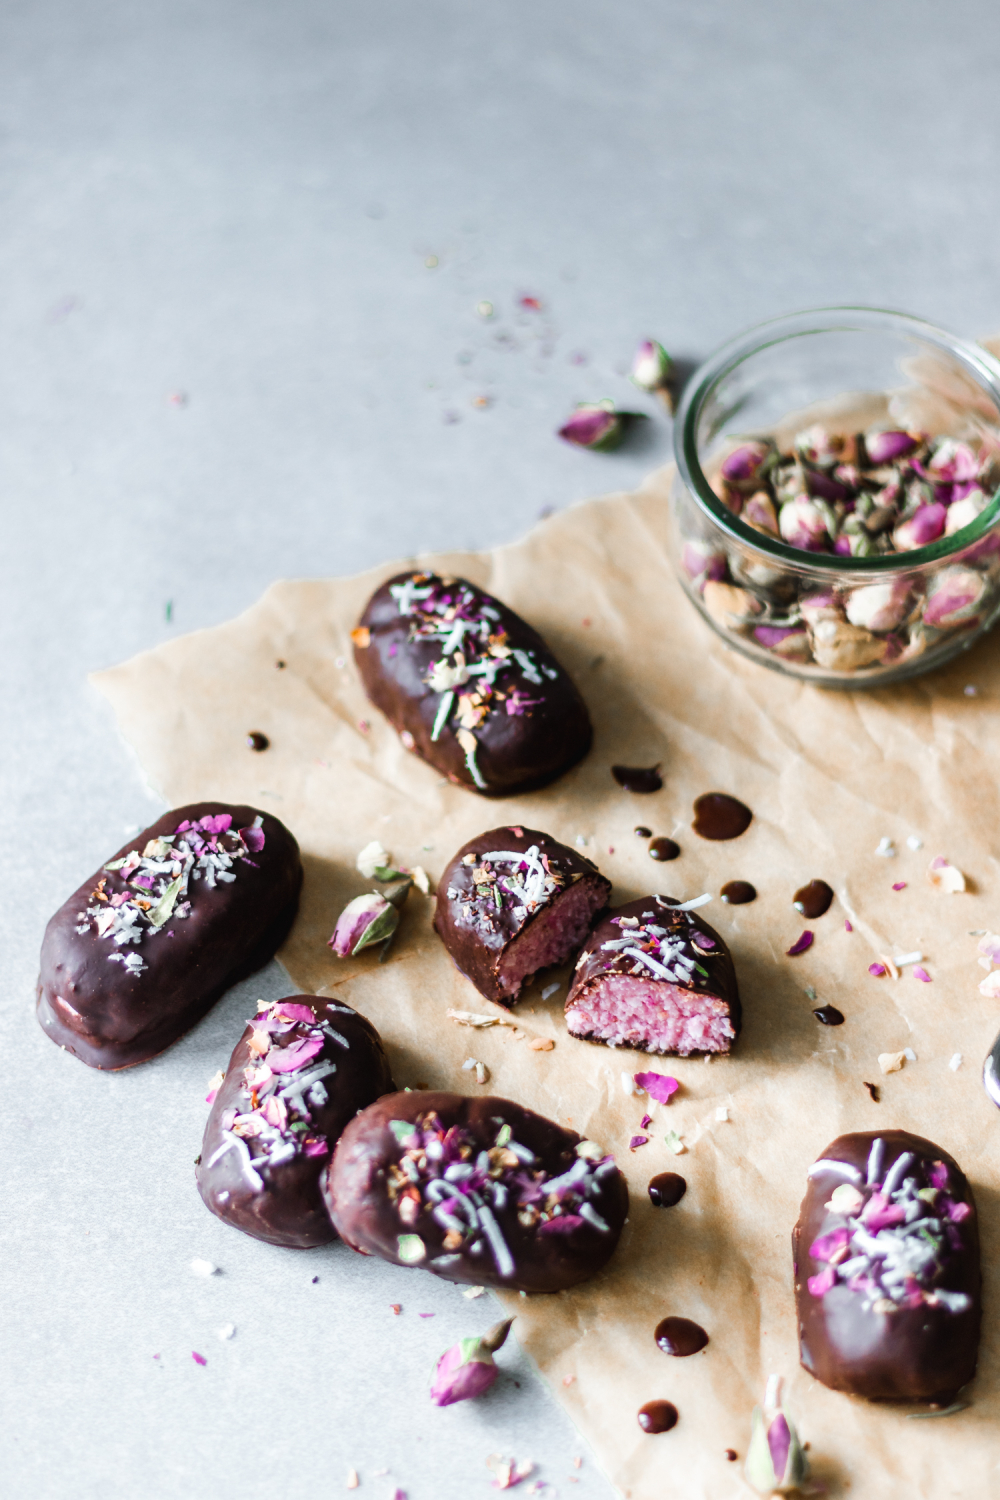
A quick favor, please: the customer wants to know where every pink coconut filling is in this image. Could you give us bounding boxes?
[496,879,607,1002]
[566,975,734,1055]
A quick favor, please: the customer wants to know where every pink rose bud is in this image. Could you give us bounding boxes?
[945,488,987,535]
[328,891,398,957]
[720,441,770,484]
[745,1376,809,1496]
[892,502,946,551]
[778,496,829,551]
[844,577,915,632]
[865,430,918,464]
[430,1319,514,1407]
[928,439,979,483]
[680,540,727,585]
[742,491,779,535]
[558,402,623,451]
[799,590,842,625]
[922,565,986,629]
[629,339,673,393]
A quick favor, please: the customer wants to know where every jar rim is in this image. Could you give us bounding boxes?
[674,306,1000,575]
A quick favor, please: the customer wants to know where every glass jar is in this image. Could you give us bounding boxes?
[670,308,1000,686]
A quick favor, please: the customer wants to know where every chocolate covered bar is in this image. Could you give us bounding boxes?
[323,1091,628,1293]
[37,803,303,1069]
[352,571,592,796]
[433,827,610,1006]
[196,995,394,1248]
[564,896,740,1055]
[794,1131,981,1403]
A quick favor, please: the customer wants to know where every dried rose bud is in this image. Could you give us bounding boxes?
[743,491,779,536]
[720,441,770,485]
[945,487,987,535]
[928,438,979,484]
[702,580,763,630]
[744,1376,809,1496]
[752,625,810,659]
[923,566,985,629]
[680,540,727,587]
[558,401,623,451]
[778,496,829,551]
[893,502,946,551]
[430,1319,514,1407]
[810,618,887,672]
[799,591,843,626]
[865,429,918,464]
[795,424,841,468]
[629,339,673,395]
[328,891,398,957]
[844,577,915,633]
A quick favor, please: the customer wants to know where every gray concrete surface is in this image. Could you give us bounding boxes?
[3,2,1000,1496]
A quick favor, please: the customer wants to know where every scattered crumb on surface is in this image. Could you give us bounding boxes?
[190,1259,218,1277]
[529,1037,555,1051]
[878,1051,907,1074]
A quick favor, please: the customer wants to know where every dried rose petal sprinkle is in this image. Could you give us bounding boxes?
[892,882,907,891]
[869,962,886,977]
[913,967,932,983]
[786,931,814,956]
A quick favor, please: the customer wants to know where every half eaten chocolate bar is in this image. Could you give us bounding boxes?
[433,827,611,1006]
[794,1130,981,1403]
[564,895,740,1055]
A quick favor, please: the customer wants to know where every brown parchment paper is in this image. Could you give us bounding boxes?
[92,449,1000,1500]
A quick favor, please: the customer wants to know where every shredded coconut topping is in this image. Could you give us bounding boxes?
[206,999,342,1192]
[388,575,557,776]
[384,1110,617,1279]
[806,1140,973,1316]
[76,812,265,978]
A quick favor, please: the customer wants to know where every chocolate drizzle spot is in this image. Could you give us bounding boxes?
[725,1449,738,1462]
[813,1004,845,1026]
[794,879,834,918]
[634,825,652,838]
[648,1172,687,1208]
[720,880,756,905]
[692,793,752,841]
[247,731,269,751]
[648,837,680,862]
[612,764,663,794]
[654,1316,708,1357]
[637,1400,678,1434]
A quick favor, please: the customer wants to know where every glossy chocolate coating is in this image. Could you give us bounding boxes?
[565,896,741,1052]
[37,802,303,1069]
[196,996,394,1249]
[353,571,593,797]
[324,1090,629,1293]
[794,1131,981,1403]
[433,826,611,1006]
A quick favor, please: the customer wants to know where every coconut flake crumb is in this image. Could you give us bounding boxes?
[894,951,923,967]
[979,956,992,971]
[346,1470,359,1490]
[462,1285,486,1299]
[878,1051,907,1074]
[529,1037,555,1051]
[356,840,390,878]
[907,835,924,851]
[875,837,896,858]
[927,857,966,894]
[664,1129,686,1155]
[541,982,561,1000]
[190,1259,218,1277]
[217,1324,235,1341]
[621,1071,636,1095]
[715,1106,730,1122]
[411,866,431,895]
[950,1054,963,1071]
[903,1047,917,1062]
